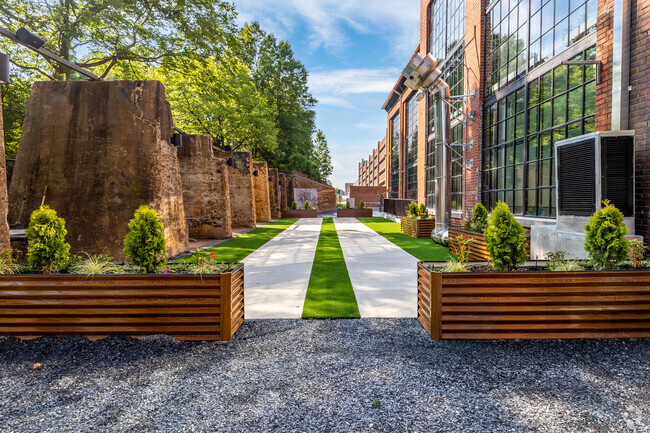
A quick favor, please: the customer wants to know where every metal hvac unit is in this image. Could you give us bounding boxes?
[556,131,635,217]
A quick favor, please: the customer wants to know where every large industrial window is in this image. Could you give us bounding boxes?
[390,113,400,196]
[429,0,465,62]
[405,95,418,200]
[483,46,596,217]
[486,0,597,97]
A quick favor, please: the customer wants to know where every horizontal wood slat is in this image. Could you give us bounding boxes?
[0,264,244,341]
[448,228,531,261]
[401,218,435,239]
[416,262,650,340]
[336,209,373,217]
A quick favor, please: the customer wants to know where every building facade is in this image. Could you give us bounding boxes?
[357,137,388,187]
[377,0,650,240]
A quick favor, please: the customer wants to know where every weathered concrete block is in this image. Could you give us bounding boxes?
[268,168,281,219]
[215,150,256,228]
[286,171,336,212]
[8,80,188,260]
[252,161,271,223]
[178,135,232,239]
[0,88,10,249]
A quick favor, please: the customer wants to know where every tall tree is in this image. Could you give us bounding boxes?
[0,0,237,80]
[238,22,319,177]
[313,130,333,181]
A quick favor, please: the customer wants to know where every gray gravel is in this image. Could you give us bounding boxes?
[0,319,649,432]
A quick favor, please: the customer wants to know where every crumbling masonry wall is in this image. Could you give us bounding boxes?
[286,171,336,212]
[178,134,232,239]
[215,150,256,228]
[252,161,271,223]
[268,168,281,219]
[8,80,188,260]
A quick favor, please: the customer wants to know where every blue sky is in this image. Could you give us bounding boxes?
[231,0,420,190]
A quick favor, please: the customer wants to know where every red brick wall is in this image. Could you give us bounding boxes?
[630,0,650,241]
[349,186,388,208]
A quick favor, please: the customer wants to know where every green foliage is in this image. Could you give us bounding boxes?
[313,130,333,181]
[628,239,646,269]
[418,203,429,219]
[1,78,31,158]
[484,202,527,271]
[545,251,584,272]
[291,201,297,210]
[0,247,20,275]
[464,202,488,233]
[26,206,71,274]
[123,205,167,273]
[69,254,120,275]
[346,201,351,209]
[373,399,381,409]
[408,201,419,219]
[304,200,310,210]
[358,201,365,209]
[440,257,469,273]
[450,233,474,265]
[584,200,629,270]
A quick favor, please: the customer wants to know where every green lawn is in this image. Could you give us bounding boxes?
[357,217,452,261]
[176,218,298,263]
[302,218,360,319]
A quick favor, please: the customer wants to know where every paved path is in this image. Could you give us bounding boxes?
[243,218,322,319]
[333,217,419,318]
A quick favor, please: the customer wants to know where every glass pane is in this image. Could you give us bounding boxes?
[527,135,538,160]
[551,187,556,217]
[516,88,526,113]
[567,88,583,121]
[584,116,595,133]
[553,127,566,147]
[506,165,514,189]
[570,6,586,43]
[553,94,567,125]
[515,164,524,188]
[515,139,524,163]
[527,189,538,215]
[541,30,553,61]
[542,0,554,28]
[527,162,538,188]
[568,58,584,88]
[554,66,568,94]
[529,106,539,133]
[540,159,551,186]
[498,146,505,167]
[585,81,596,115]
[540,188,550,216]
[556,0,570,23]
[541,101,552,130]
[541,72,553,101]
[515,114,525,138]
[586,0,597,31]
[554,17,569,54]
[540,131,552,158]
[515,189,524,214]
[506,142,514,165]
[505,190,514,208]
[530,11,541,42]
[528,79,539,106]
[567,120,582,138]
[498,168,505,189]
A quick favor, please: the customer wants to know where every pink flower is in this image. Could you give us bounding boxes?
[161,269,168,274]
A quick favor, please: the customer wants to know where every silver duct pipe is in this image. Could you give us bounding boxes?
[431,83,452,246]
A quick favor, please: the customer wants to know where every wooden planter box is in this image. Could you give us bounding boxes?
[401,217,435,239]
[417,262,650,340]
[282,209,318,218]
[0,264,245,342]
[336,209,373,217]
[448,228,530,261]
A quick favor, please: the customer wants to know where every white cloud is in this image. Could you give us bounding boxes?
[315,95,356,109]
[309,67,398,108]
[231,0,419,55]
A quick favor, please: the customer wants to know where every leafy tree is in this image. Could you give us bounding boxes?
[0,0,237,80]
[313,129,333,181]
[484,202,527,271]
[25,205,70,274]
[584,200,629,270]
[1,77,31,157]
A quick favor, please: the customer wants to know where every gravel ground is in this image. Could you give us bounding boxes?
[0,319,649,433]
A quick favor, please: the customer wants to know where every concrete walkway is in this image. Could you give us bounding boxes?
[333,217,419,318]
[243,218,322,319]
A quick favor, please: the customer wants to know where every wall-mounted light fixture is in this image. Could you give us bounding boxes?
[169,133,182,147]
[15,27,44,49]
[0,52,9,84]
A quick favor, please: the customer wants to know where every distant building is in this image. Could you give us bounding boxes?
[357,137,387,187]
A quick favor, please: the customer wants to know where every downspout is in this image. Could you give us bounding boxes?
[431,81,452,246]
[611,0,631,130]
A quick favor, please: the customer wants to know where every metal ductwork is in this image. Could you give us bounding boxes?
[431,84,452,246]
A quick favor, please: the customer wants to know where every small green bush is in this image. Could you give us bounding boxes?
[359,200,365,209]
[346,201,351,209]
[26,205,71,274]
[441,257,469,273]
[484,202,527,271]
[418,203,428,219]
[584,200,629,270]
[304,200,310,210]
[545,251,584,272]
[464,202,488,233]
[69,254,120,275]
[291,201,297,210]
[123,205,167,273]
[408,201,419,218]
[0,247,20,275]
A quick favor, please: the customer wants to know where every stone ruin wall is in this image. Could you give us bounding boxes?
[215,150,256,228]
[177,134,232,239]
[7,80,188,260]
[252,161,271,223]
[286,171,336,212]
[268,168,281,219]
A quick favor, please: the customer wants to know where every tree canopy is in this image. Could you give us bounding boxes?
[0,3,333,180]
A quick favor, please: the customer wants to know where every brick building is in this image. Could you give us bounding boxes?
[357,137,388,187]
[370,0,650,241]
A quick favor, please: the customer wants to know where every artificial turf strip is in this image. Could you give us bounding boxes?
[356,217,452,262]
[176,218,298,263]
[302,218,361,319]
